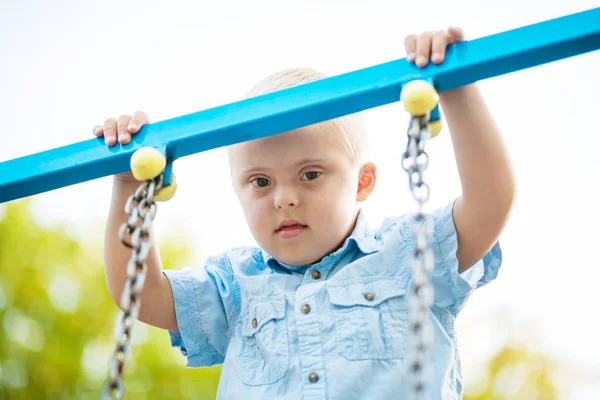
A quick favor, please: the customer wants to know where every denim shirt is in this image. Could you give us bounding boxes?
[163,200,502,400]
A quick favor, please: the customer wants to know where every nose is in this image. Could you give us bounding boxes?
[274,185,299,209]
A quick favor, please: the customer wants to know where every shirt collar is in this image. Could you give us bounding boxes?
[261,209,381,274]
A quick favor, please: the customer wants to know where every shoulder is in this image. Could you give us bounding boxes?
[377,201,455,233]
[370,202,456,249]
[218,246,268,276]
[175,246,268,281]
[372,212,417,245]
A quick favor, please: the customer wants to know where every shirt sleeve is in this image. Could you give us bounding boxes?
[163,253,241,368]
[426,199,502,315]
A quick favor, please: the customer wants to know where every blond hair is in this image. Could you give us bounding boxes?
[244,68,369,163]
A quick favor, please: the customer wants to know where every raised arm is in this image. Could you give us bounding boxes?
[97,112,180,331]
[440,84,516,272]
[405,27,516,272]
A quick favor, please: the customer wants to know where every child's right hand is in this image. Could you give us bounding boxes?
[92,111,150,182]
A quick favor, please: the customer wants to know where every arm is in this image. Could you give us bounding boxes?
[99,112,179,331]
[105,177,179,331]
[405,28,516,273]
[440,84,516,272]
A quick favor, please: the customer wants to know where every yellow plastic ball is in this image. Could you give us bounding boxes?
[130,147,166,181]
[401,80,439,116]
[428,120,442,139]
[155,173,177,202]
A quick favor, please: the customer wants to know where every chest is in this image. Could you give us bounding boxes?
[231,251,416,386]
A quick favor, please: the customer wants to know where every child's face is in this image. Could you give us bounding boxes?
[229,122,373,266]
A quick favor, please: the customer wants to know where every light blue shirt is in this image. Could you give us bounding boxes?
[163,200,501,400]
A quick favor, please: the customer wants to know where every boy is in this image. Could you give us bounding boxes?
[96,27,515,399]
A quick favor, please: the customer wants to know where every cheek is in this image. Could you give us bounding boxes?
[311,177,356,214]
[239,192,271,235]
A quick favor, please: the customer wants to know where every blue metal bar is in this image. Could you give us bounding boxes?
[1,7,599,203]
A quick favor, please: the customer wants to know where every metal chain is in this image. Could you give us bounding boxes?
[101,176,162,400]
[401,115,435,400]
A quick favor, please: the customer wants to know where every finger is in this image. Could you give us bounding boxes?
[92,124,103,137]
[431,31,450,64]
[447,26,465,42]
[117,114,132,144]
[127,110,150,133]
[404,34,417,62]
[103,118,118,146]
[416,32,433,67]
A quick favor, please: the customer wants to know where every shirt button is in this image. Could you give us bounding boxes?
[301,304,311,314]
[311,270,321,279]
[364,292,375,301]
[308,372,319,383]
[252,318,258,328]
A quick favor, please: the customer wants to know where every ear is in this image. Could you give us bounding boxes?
[356,162,377,202]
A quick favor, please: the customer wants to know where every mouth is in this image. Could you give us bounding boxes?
[276,220,308,238]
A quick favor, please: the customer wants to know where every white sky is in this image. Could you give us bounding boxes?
[1,0,599,397]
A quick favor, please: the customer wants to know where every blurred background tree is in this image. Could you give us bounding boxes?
[464,346,558,400]
[0,200,577,399]
[0,200,220,399]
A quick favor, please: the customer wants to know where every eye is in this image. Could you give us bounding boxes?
[251,177,271,188]
[301,171,321,181]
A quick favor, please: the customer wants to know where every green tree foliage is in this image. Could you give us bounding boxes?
[464,346,558,400]
[0,200,221,399]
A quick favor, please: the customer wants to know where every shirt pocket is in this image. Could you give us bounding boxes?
[236,294,289,386]
[327,279,408,360]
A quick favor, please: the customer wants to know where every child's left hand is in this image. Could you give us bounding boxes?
[404,27,465,68]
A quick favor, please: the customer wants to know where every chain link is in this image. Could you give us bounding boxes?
[401,115,435,400]
[101,176,163,400]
